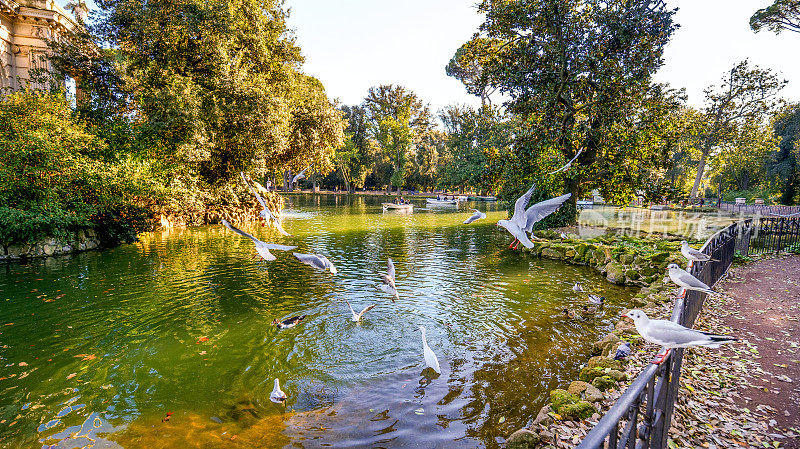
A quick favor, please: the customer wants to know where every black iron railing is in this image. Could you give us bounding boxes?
[747,216,800,256]
[719,201,800,217]
[577,219,753,449]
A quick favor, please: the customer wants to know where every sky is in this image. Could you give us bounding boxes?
[60,0,800,112]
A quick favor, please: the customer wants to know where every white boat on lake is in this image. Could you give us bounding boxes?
[426,198,458,207]
[382,203,414,212]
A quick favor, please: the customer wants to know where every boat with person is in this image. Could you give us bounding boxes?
[382,203,414,212]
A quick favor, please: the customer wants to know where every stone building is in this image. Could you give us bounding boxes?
[0,0,83,91]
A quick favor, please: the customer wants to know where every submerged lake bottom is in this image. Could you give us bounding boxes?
[0,195,639,448]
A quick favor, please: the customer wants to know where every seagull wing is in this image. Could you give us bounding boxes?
[387,258,395,281]
[359,304,376,318]
[272,219,291,237]
[685,246,710,260]
[675,270,712,290]
[294,252,324,269]
[645,320,730,347]
[547,149,583,175]
[463,210,483,224]
[523,193,572,232]
[241,172,270,211]
[511,184,537,228]
[221,219,263,245]
[262,243,297,251]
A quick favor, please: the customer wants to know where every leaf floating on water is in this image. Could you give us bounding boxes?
[66,373,76,380]
[196,336,209,344]
[18,362,27,367]
[498,416,505,423]
[73,354,96,361]
[414,408,424,415]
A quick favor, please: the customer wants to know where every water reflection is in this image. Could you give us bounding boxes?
[1,195,637,448]
[577,206,740,240]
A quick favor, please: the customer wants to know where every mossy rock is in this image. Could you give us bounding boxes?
[560,401,596,420]
[620,253,635,264]
[604,262,626,285]
[642,275,656,284]
[625,270,640,280]
[541,248,563,260]
[607,369,627,382]
[550,389,579,411]
[591,375,617,391]
[648,252,670,263]
[565,249,576,258]
[506,429,541,449]
[587,356,623,371]
[640,267,657,277]
[591,250,606,264]
[576,243,589,257]
[567,380,591,396]
[579,366,606,383]
[632,295,648,307]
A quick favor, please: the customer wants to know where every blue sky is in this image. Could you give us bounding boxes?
[62,0,800,112]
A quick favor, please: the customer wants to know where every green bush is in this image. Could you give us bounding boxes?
[0,89,159,245]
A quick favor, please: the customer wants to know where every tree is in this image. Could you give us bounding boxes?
[438,105,511,194]
[771,104,800,204]
[363,85,434,192]
[457,0,679,213]
[689,60,785,198]
[81,0,341,185]
[712,122,776,192]
[334,105,371,191]
[751,0,800,34]
[445,39,500,106]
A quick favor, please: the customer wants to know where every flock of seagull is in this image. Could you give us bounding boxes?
[225,173,737,404]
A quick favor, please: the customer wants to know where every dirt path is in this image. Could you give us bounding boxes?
[672,255,800,449]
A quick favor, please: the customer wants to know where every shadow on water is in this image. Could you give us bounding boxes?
[0,194,636,448]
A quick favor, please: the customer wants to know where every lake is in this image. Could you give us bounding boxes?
[0,194,639,448]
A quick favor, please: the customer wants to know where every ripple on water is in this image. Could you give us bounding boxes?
[0,195,637,448]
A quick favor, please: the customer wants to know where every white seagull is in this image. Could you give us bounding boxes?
[623,309,736,364]
[463,209,487,224]
[294,252,338,274]
[666,263,716,295]
[292,167,309,184]
[270,378,287,403]
[346,300,376,322]
[547,148,584,175]
[220,220,296,261]
[379,258,399,301]
[680,241,718,263]
[496,185,572,249]
[419,326,441,374]
[240,172,290,236]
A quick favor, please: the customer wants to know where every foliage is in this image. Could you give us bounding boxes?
[750,0,800,34]
[0,90,160,245]
[445,38,500,106]
[452,0,679,220]
[770,104,800,205]
[711,121,777,193]
[688,60,785,198]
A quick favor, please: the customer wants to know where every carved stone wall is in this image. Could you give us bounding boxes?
[0,0,79,92]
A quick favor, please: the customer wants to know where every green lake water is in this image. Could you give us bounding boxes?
[0,194,640,449]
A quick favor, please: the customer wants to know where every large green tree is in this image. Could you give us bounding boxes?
[771,104,800,204]
[689,60,785,198]
[363,85,434,192]
[453,0,679,212]
[751,0,800,34]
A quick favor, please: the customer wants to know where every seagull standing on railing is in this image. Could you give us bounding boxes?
[666,263,717,296]
[622,309,737,364]
[221,220,297,261]
[680,241,718,263]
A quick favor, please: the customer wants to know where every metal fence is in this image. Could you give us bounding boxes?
[577,219,753,449]
[718,201,800,217]
[746,216,800,256]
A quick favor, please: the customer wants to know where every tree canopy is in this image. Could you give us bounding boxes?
[750,0,800,34]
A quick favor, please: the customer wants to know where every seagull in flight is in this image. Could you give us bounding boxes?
[666,263,717,295]
[379,258,399,301]
[496,185,572,249]
[346,300,376,322]
[220,220,296,261]
[547,149,583,175]
[622,309,736,364]
[463,209,487,224]
[294,252,338,274]
[240,172,290,236]
[680,241,718,263]
[292,167,309,184]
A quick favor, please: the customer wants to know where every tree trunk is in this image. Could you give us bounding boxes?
[284,170,291,191]
[690,152,707,199]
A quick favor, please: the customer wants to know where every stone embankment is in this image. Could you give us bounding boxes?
[0,229,102,262]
